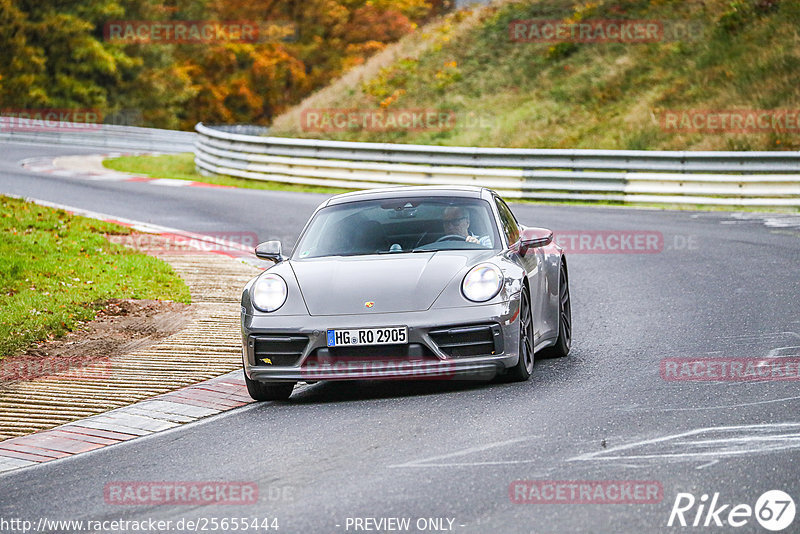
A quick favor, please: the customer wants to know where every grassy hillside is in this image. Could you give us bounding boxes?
[270,0,800,151]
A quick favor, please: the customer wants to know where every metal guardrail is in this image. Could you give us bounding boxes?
[194,123,800,206]
[2,116,797,206]
[0,118,196,152]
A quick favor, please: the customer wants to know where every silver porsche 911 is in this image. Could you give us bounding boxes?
[241,186,571,401]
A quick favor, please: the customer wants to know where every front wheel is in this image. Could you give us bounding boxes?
[540,261,571,358]
[502,287,534,382]
[244,370,295,401]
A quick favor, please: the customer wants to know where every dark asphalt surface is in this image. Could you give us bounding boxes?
[1,141,800,533]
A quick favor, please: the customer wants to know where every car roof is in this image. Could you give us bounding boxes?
[324,185,493,207]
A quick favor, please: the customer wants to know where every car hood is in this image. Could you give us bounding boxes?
[290,250,495,315]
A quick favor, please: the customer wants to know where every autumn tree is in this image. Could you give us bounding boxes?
[0,0,434,129]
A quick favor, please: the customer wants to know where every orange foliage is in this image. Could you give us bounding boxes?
[343,6,414,44]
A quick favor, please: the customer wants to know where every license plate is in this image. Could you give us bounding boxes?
[326,327,408,347]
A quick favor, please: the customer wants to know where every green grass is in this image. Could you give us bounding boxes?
[103,153,353,195]
[0,196,191,359]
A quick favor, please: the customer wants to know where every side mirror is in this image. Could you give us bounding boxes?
[519,227,553,255]
[255,240,283,263]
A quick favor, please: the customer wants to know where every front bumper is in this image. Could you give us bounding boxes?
[242,301,520,382]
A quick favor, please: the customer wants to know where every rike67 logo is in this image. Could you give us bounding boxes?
[668,490,796,531]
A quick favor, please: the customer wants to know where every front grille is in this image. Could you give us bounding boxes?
[304,343,437,365]
[252,335,308,366]
[428,324,502,357]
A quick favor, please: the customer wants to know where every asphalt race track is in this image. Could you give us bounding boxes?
[2,141,800,533]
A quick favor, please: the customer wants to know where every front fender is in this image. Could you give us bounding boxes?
[241,262,310,318]
[431,256,525,310]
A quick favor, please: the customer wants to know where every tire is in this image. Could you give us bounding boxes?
[244,370,295,401]
[540,261,571,359]
[503,286,535,382]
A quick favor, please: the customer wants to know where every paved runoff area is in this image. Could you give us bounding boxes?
[0,371,252,473]
[21,154,233,190]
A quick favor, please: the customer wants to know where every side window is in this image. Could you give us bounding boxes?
[495,198,520,245]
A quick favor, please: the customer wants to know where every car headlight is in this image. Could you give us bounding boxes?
[462,264,503,302]
[252,273,288,312]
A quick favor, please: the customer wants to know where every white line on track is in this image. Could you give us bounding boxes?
[388,435,540,468]
[568,423,800,463]
[645,395,800,412]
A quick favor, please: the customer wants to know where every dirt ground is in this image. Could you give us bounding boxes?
[0,299,192,386]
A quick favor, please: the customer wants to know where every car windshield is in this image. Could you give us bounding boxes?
[292,197,501,259]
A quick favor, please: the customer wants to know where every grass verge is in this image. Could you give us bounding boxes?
[0,196,191,359]
[103,153,353,195]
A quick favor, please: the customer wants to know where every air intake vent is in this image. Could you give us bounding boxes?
[428,324,501,357]
[306,343,437,364]
[252,335,308,366]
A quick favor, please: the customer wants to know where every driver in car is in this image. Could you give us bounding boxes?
[442,206,492,247]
